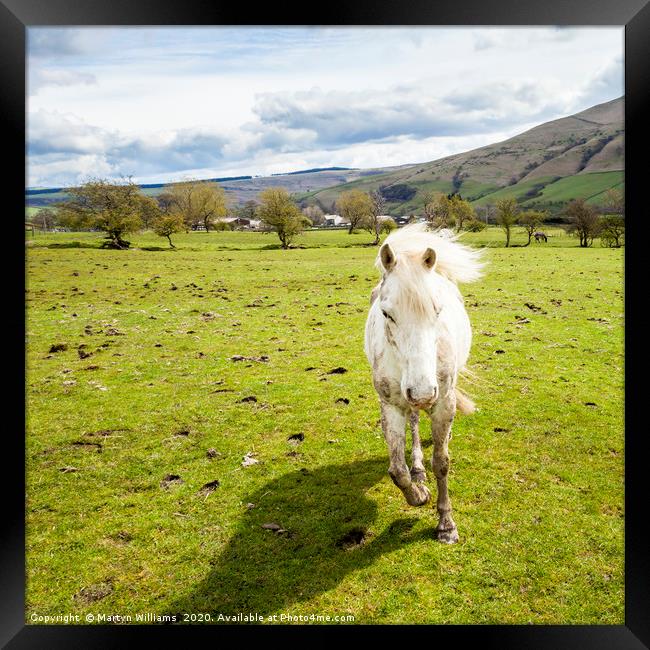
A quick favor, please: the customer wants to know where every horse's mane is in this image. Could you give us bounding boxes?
[375,222,485,285]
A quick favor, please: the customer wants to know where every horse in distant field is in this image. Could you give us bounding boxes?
[534,231,548,243]
[365,224,484,544]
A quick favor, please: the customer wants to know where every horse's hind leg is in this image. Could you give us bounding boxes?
[381,401,430,507]
[429,390,459,544]
[409,410,427,483]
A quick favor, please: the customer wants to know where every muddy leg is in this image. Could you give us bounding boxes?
[429,390,459,544]
[381,401,430,507]
[409,410,427,483]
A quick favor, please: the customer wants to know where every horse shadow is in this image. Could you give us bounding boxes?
[167,457,438,619]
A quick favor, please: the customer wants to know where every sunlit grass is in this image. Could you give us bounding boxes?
[25,227,623,624]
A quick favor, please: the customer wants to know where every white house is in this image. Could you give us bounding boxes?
[222,217,263,230]
[323,214,350,227]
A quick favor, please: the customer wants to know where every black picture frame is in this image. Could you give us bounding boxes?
[3,1,648,646]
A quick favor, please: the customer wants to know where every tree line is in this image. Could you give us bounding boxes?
[491,187,624,248]
[31,178,624,250]
[34,178,230,249]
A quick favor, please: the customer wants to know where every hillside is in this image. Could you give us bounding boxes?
[304,97,624,216]
[26,97,623,218]
[25,166,409,211]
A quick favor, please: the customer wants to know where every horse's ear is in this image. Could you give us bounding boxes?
[380,243,396,272]
[423,247,437,270]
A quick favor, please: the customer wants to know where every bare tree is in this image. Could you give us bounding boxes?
[302,204,325,226]
[33,207,57,231]
[237,200,258,221]
[156,191,177,215]
[476,204,496,225]
[422,191,439,223]
[367,190,386,245]
[603,187,624,217]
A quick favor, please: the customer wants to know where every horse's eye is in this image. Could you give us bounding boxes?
[382,310,395,323]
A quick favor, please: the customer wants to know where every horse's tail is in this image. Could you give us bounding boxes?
[455,386,476,415]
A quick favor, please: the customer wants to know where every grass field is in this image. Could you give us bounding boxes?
[25,227,624,625]
[523,171,624,207]
[470,176,558,207]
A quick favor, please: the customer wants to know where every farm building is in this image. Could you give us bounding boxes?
[222,217,263,230]
[323,214,351,227]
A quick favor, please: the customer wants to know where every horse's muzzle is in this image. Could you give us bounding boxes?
[405,385,438,409]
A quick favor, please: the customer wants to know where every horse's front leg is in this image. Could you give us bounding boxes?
[381,401,430,507]
[429,388,459,544]
[409,410,427,483]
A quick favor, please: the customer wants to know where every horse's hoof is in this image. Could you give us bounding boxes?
[436,526,459,544]
[406,483,431,507]
[410,468,427,483]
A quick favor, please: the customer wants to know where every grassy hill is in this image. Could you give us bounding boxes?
[305,97,624,217]
[26,97,623,219]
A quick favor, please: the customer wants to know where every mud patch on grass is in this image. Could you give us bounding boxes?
[106,531,133,546]
[160,474,184,489]
[84,428,130,438]
[336,527,369,550]
[230,354,269,363]
[74,580,114,604]
[71,441,102,452]
[198,480,220,497]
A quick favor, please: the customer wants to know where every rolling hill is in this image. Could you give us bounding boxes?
[303,97,624,216]
[26,97,623,219]
[25,166,408,212]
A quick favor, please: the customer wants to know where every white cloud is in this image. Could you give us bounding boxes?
[30,69,97,94]
[578,58,624,107]
[26,27,623,188]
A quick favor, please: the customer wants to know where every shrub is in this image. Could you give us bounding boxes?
[464,219,487,232]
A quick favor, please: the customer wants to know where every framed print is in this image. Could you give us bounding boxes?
[3,0,649,646]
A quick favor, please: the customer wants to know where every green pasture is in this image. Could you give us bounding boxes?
[524,171,624,207]
[26,227,624,624]
[470,176,558,207]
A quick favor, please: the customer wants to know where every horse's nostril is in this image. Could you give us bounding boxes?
[406,385,437,405]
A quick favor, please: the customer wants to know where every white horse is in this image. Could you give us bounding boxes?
[364,224,484,544]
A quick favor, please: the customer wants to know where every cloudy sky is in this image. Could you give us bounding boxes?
[27,27,623,188]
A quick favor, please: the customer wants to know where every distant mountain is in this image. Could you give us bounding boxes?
[271,166,353,176]
[303,97,624,216]
[25,167,406,210]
